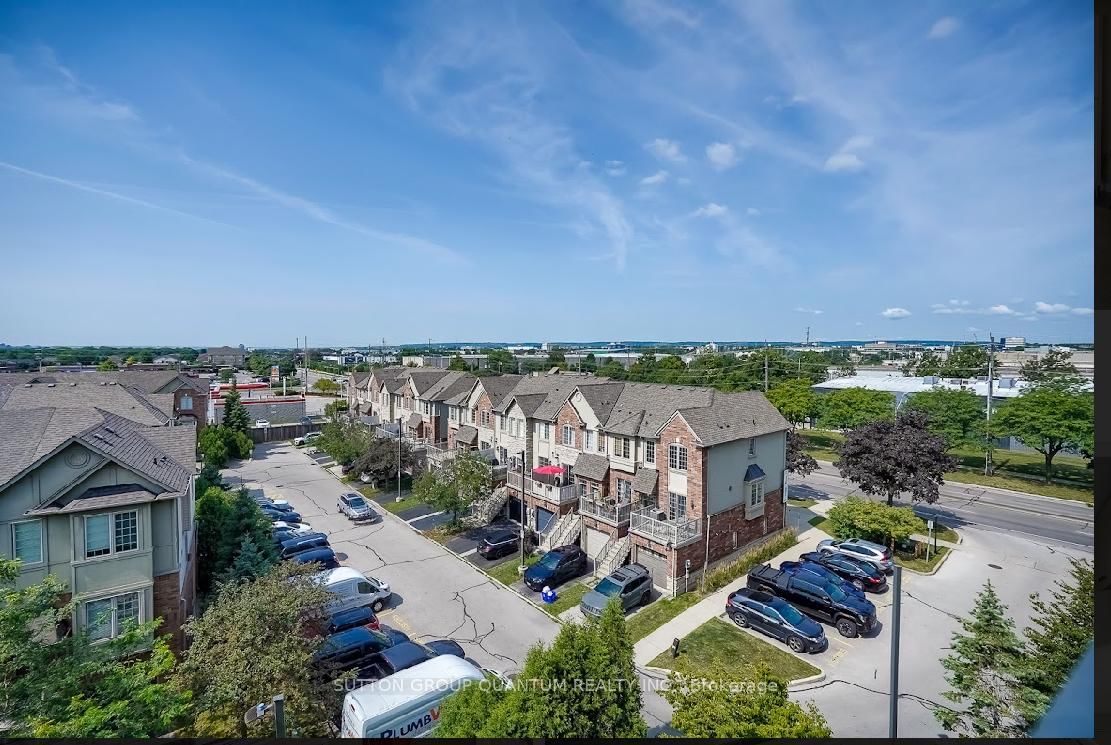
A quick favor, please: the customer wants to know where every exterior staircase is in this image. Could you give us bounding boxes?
[462,485,510,528]
[542,512,582,551]
[594,534,632,578]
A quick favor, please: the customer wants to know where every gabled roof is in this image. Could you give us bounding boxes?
[456,425,478,445]
[404,370,451,396]
[673,391,790,446]
[575,382,624,423]
[423,371,476,402]
[633,467,658,494]
[573,452,609,481]
[477,374,524,408]
[27,483,176,515]
[604,382,713,438]
[0,377,171,425]
[350,372,372,388]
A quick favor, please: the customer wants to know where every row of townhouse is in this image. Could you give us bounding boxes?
[350,368,791,596]
[0,371,205,652]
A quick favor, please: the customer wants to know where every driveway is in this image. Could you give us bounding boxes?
[224,442,560,673]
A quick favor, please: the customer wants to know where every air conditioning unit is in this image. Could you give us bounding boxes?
[656,510,668,522]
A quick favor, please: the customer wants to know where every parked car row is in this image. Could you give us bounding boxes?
[732,542,889,653]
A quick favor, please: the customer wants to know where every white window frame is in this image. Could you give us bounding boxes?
[84,590,142,642]
[469,408,476,424]
[613,436,630,459]
[748,438,757,457]
[584,430,595,450]
[562,425,574,446]
[449,407,457,421]
[748,478,765,508]
[179,394,193,410]
[597,431,606,453]
[84,510,140,559]
[11,519,44,565]
[480,410,490,427]
[668,491,687,520]
[616,478,632,500]
[668,444,688,472]
[645,441,655,465]
[540,423,550,440]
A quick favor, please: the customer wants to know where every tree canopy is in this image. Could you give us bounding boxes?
[992,384,1093,482]
[448,354,470,371]
[835,411,957,505]
[903,387,986,449]
[351,436,414,487]
[411,450,492,525]
[818,387,895,429]
[1019,348,1083,387]
[785,430,818,477]
[664,662,831,737]
[0,559,192,737]
[940,345,989,378]
[767,378,821,427]
[826,497,926,547]
[221,388,251,434]
[194,486,278,599]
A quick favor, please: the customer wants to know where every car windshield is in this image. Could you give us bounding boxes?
[774,602,805,625]
[594,578,622,596]
[538,552,563,569]
[347,497,367,508]
[826,582,847,602]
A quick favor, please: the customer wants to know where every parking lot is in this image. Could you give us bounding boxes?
[223,442,561,674]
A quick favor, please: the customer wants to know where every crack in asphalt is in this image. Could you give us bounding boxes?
[432,581,520,668]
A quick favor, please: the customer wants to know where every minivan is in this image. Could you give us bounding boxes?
[340,655,493,738]
[280,532,331,559]
[290,547,340,569]
[320,567,393,613]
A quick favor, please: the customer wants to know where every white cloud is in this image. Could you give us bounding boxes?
[1070,307,1094,316]
[949,299,970,306]
[794,306,824,315]
[706,141,738,170]
[987,304,1017,315]
[692,202,728,218]
[677,176,691,186]
[1034,301,1070,314]
[932,301,1021,316]
[605,160,626,176]
[646,138,686,163]
[823,152,864,173]
[928,17,960,40]
[881,307,911,319]
[746,207,760,216]
[640,170,669,186]
[854,321,864,326]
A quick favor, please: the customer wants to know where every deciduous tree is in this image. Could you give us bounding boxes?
[940,344,989,378]
[175,562,340,737]
[1019,348,1083,387]
[97,358,118,371]
[992,385,1093,482]
[835,411,957,506]
[312,378,339,394]
[826,496,925,547]
[937,581,1047,737]
[351,436,413,487]
[818,387,895,430]
[664,662,831,737]
[903,387,986,448]
[412,450,491,525]
[0,559,191,737]
[448,354,469,371]
[768,378,821,427]
[785,430,818,477]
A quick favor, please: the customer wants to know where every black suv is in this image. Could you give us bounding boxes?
[312,626,410,677]
[747,563,877,638]
[726,587,827,653]
[797,551,887,592]
[523,545,587,591]
[356,640,466,683]
[477,530,520,560]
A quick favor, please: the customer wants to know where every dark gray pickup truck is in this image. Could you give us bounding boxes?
[746,563,877,638]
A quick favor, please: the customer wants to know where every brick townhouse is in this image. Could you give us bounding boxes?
[0,373,200,652]
[353,368,790,596]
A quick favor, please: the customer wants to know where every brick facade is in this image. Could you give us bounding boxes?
[655,414,705,519]
[554,402,583,450]
[174,386,208,433]
[153,572,185,654]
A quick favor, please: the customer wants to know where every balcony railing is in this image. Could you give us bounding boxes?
[578,497,632,525]
[506,472,577,504]
[630,506,702,547]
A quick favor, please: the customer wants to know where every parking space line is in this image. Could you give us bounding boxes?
[407,510,447,524]
[459,548,477,557]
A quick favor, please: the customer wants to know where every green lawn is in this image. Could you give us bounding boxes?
[931,525,959,543]
[648,617,820,683]
[372,491,429,514]
[544,581,592,618]
[485,554,539,586]
[626,592,703,643]
[798,429,1093,503]
[788,497,818,508]
[895,543,949,573]
[807,515,830,533]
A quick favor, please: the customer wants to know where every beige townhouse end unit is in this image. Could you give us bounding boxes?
[0,375,199,652]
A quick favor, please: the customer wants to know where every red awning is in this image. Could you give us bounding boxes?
[533,465,565,476]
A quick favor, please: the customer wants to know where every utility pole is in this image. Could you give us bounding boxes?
[985,333,995,476]
[764,341,769,392]
[889,566,903,738]
[518,450,527,572]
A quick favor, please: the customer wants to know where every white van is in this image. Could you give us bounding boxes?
[319,567,392,613]
[340,655,488,738]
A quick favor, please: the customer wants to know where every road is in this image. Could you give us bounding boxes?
[791,462,1093,548]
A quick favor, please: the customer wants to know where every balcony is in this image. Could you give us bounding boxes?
[578,497,632,526]
[506,472,577,504]
[630,507,702,547]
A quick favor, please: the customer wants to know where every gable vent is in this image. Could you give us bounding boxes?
[47,383,55,388]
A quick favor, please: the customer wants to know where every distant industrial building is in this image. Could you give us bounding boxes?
[401,354,490,370]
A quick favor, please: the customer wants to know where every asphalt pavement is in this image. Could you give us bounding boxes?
[792,462,1093,548]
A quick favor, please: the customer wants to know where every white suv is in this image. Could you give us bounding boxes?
[817,538,894,573]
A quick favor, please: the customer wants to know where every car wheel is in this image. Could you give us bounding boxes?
[787,636,806,653]
[836,618,860,638]
[372,599,386,612]
[641,590,652,606]
[853,579,864,590]
[730,612,749,628]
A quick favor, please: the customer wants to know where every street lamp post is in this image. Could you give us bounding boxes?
[396,416,403,502]
[518,450,527,573]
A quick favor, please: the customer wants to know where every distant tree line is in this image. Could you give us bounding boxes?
[0,346,201,369]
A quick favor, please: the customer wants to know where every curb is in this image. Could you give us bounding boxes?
[787,669,827,689]
[898,545,954,576]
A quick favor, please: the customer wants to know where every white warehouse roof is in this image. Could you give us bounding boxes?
[811,374,1091,399]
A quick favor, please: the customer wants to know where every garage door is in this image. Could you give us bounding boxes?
[583,526,610,559]
[507,497,522,523]
[536,506,556,535]
[636,544,669,591]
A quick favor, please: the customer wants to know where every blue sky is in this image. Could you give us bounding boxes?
[0,0,1094,346]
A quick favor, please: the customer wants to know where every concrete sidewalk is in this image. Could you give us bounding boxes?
[632,521,827,667]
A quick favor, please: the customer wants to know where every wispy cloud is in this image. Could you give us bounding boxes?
[928,17,961,40]
[646,137,686,163]
[746,207,761,216]
[0,160,231,228]
[881,307,911,319]
[691,202,727,218]
[705,141,738,170]
[794,306,824,315]
[605,160,626,176]
[1034,301,1070,314]
[823,135,872,173]
[640,169,669,186]
[931,301,1018,316]
[1071,307,1094,316]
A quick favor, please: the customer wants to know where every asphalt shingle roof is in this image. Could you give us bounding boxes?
[456,425,478,445]
[676,391,790,446]
[572,452,609,481]
[633,467,659,494]
[0,378,170,425]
